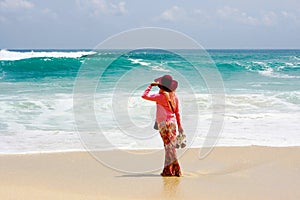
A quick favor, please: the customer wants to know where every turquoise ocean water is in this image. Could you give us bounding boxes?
[0,49,300,153]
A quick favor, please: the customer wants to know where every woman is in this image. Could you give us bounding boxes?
[142,75,183,177]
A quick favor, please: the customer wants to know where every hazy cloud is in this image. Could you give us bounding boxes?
[76,0,128,16]
[156,5,290,29]
[41,8,58,19]
[0,0,35,23]
[118,1,127,14]
[216,6,259,25]
[216,6,281,27]
[281,10,298,23]
[261,11,277,26]
[0,0,34,10]
[192,9,212,23]
[1,1,299,49]
[157,6,186,22]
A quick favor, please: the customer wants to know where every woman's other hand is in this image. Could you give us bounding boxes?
[178,126,184,134]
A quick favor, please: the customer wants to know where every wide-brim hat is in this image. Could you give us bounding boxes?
[154,75,178,92]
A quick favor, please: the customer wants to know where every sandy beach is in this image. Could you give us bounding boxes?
[0,146,299,200]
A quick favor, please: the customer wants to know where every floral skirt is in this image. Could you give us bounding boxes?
[158,120,181,177]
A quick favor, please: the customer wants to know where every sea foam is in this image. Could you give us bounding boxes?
[0,49,96,61]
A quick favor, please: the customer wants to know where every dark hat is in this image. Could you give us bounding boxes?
[154,75,178,92]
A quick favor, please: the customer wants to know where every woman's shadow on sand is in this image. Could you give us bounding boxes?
[116,173,161,178]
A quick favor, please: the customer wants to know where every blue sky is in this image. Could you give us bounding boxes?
[0,0,299,49]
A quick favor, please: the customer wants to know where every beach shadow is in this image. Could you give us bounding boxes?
[116,173,161,178]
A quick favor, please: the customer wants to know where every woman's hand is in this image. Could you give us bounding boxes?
[178,126,184,134]
[151,82,159,86]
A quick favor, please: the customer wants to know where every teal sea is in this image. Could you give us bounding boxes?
[0,49,300,153]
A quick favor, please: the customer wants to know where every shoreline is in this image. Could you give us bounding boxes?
[1,144,299,155]
[1,146,299,199]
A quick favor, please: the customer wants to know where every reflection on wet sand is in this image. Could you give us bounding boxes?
[162,177,181,199]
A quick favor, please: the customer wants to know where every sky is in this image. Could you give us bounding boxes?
[0,0,300,49]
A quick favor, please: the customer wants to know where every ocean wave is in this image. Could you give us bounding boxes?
[128,58,150,66]
[0,57,81,80]
[216,59,300,79]
[193,92,300,114]
[150,65,170,72]
[274,91,300,105]
[128,58,170,72]
[257,67,300,79]
[293,56,300,61]
[0,49,96,61]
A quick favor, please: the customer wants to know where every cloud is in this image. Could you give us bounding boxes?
[118,1,127,15]
[216,6,280,26]
[216,6,259,25]
[281,11,295,19]
[262,11,277,26]
[42,8,58,19]
[281,11,298,24]
[192,9,213,23]
[0,0,34,10]
[0,0,35,23]
[77,0,128,16]
[154,5,296,30]
[157,6,186,22]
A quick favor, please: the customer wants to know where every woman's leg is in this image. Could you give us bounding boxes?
[159,121,181,177]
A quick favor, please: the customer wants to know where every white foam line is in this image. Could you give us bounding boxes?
[0,49,96,61]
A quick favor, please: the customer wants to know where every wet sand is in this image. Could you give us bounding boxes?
[1,146,299,199]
